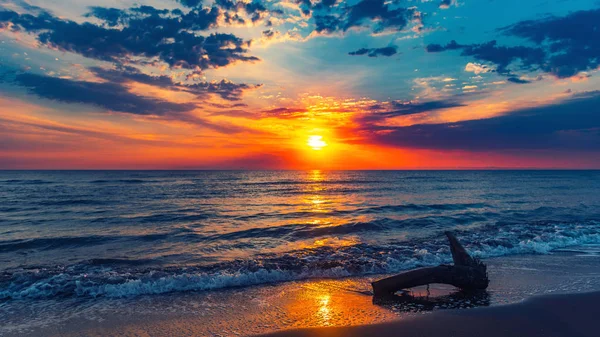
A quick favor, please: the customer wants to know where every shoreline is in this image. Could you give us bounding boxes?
[259,291,600,337]
[3,251,600,337]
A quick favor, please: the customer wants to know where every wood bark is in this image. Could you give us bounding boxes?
[372,232,489,296]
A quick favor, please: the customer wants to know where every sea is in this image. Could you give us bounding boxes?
[1,170,600,335]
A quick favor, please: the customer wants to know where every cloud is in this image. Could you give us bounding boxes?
[262,107,309,119]
[357,99,466,124]
[9,72,196,116]
[425,40,462,53]
[215,0,284,24]
[506,77,530,84]
[0,4,259,71]
[465,62,493,75]
[255,28,304,46]
[348,46,397,57]
[501,8,600,78]
[90,66,261,101]
[2,68,260,134]
[425,9,600,80]
[0,116,180,148]
[361,91,600,151]
[312,0,419,35]
[427,40,545,76]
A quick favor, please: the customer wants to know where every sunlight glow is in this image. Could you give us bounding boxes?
[307,136,327,150]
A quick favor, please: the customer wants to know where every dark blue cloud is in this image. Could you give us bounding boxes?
[0,2,265,129]
[425,9,600,79]
[3,65,261,110]
[507,77,531,84]
[9,72,196,116]
[426,40,545,76]
[2,71,255,133]
[460,41,545,75]
[295,0,313,16]
[358,99,466,124]
[348,46,397,57]
[313,0,419,34]
[425,40,462,53]
[361,92,600,151]
[501,9,600,78]
[0,4,258,70]
[313,14,342,33]
[89,67,261,101]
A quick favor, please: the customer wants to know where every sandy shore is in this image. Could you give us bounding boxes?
[260,291,600,337]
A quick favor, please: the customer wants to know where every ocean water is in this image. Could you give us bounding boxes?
[1,170,600,302]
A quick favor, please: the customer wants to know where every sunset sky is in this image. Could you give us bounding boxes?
[1,0,600,169]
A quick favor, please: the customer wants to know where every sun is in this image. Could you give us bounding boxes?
[307,135,327,150]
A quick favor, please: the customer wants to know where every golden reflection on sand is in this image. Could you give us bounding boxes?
[284,279,395,329]
[317,294,332,326]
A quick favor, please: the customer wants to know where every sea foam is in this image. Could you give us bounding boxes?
[2,220,599,300]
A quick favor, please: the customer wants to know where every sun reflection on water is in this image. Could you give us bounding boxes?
[304,170,329,213]
[308,169,325,182]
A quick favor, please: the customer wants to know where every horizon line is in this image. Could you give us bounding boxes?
[1,168,600,171]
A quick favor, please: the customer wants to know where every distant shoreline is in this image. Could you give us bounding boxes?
[259,291,600,337]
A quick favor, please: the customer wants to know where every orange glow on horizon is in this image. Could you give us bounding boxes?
[3,79,600,170]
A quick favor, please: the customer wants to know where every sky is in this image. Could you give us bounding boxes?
[1,0,600,169]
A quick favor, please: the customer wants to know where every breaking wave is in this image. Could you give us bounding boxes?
[2,220,599,300]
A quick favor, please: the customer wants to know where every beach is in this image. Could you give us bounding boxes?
[3,249,600,337]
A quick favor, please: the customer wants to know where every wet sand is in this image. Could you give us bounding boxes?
[260,291,600,337]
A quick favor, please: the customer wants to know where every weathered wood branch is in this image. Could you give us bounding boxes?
[446,231,476,267]
[372,232,489,296]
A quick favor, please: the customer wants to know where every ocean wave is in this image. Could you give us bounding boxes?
[89,179,154,184]
[0,236,116,253]
[0,231,188,253]
[355,203,491,214]
[210,213,490,241]
[233,203,491,222]
[2,220,599,300]
[0,207,22,213]
[36,199,104,206]
[0,179,54,185]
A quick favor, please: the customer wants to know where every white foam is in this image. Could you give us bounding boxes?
[2,221,600,300]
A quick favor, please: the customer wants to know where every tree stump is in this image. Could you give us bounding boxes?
[372,232,489,296]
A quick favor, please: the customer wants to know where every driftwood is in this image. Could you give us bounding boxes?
[372,232,489,296]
